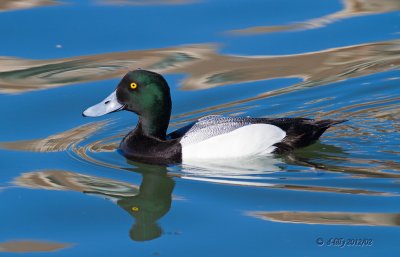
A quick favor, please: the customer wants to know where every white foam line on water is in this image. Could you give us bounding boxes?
[181,176,275,187]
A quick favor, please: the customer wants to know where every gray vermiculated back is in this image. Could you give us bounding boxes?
[180,115,255,145]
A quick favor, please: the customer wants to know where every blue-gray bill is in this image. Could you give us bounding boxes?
[82,90,125,117]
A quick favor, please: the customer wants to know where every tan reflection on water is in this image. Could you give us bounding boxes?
[283,95,400,121]
[0,0,59,12]
[230,0,400,35]
[0,121,109,152]
[0,240,72,253]
[97,0,193,5]
[15,170,139,197]
[0,44,210,94]
[248,211,400,226]
[0,119,124,170]
[0,39,398,94]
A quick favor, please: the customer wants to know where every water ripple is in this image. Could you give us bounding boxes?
[97,0,194,5]
[229,0,400,35]
[247,211,400,226]
[0,40,398,94]
[0,0,59,12]
[0,240,72,253]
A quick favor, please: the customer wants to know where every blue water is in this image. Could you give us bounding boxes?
[0,0,399,256]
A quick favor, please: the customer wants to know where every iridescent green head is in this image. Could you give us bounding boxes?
[116,70,171,116]
[83,70,172,138]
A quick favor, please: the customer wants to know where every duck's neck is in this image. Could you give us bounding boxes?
[136,109,170,140]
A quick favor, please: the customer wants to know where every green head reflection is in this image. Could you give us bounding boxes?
[118,161,175,242]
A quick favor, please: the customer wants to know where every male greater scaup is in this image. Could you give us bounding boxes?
[83,70,346,164]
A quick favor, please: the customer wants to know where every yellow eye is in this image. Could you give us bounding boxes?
[130,82,137,89]
[132,206,139,212]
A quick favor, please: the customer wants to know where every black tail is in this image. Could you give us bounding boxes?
[273,118,347,154]
[313,119,348,138]
[315,119,348,128]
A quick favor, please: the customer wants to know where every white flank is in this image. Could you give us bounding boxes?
[182,124,286,161]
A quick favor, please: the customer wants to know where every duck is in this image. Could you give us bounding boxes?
[83,69,346,164]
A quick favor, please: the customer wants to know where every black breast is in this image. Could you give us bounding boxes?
[119,131,182,164]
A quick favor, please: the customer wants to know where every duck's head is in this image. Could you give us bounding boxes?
[83,70,171,118]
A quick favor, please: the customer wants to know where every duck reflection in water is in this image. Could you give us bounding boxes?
[118,161,174,242]
[14,161,175,242]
